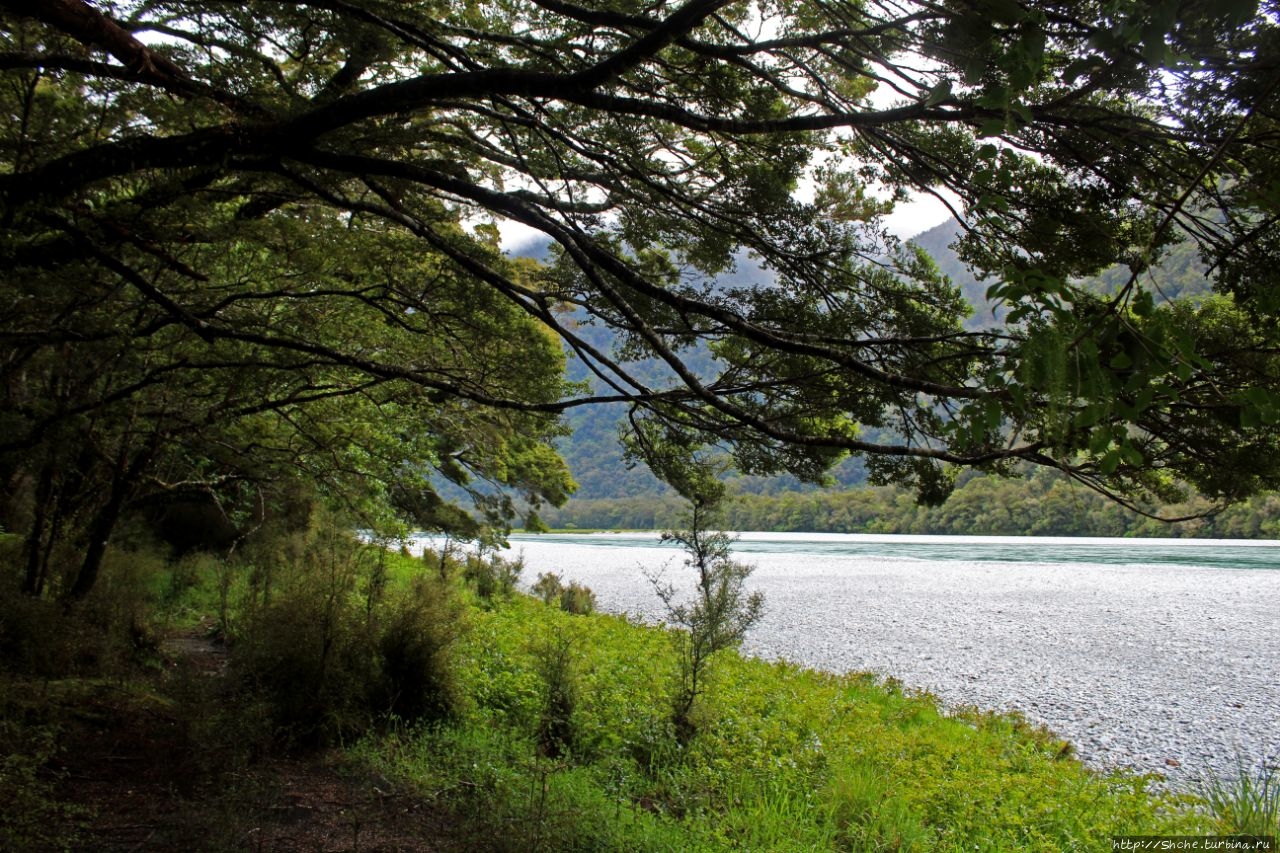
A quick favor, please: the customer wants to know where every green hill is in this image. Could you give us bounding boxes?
[525,225,1217,503]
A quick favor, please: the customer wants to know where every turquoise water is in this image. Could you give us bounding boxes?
[508,532,1280,571]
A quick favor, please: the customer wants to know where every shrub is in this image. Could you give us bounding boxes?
[531,572,566,606]
[229,516,473,745]
[465,552,522,602]
[372,575,467,724]
[559,581,596,616]
[0,714,80,852]
[0,588,74,678]
[0,537,170,679]
[532,572,596,615]
[533,632,579,758]
[229,520,378,745]
[231,587,372,746]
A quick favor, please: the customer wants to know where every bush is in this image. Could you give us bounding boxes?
[372,575,467,724]
[531,572,565,606]
[465,552,522,602]
[232,587,372,746]
[0,538,169,679]
[0,713,79,852]
[532,572,596,615]
[533,633,579,758]
[0,588,73,678]
[229,518,470,746]
[559,582,596,616]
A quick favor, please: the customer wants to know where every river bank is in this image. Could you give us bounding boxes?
[489,532,1280,786]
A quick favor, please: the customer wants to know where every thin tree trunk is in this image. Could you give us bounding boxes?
[62,438,157,603]
[63,477,128,602]
[22,461,56,596]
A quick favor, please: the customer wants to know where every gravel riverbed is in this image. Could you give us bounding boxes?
[486,533,1280,787]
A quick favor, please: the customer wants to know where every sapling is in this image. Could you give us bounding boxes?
[650,492,764,740]
[627,421,766,738]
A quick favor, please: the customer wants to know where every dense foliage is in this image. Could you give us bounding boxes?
[6,0,1280,602]
[540,467,1280,538]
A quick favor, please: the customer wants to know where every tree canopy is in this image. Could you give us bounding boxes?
[4,0,1280,594]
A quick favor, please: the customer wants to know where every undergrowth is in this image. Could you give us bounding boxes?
[0,522,1263,851]
[355,578,1215,852]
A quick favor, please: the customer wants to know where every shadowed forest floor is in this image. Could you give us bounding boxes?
[23,628,466,853]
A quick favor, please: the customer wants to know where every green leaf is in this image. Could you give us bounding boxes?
[1062,57,1102,84]
[1220,0,1260,25]
[977,118,1008,138]
[965,56,990,86]
[1244,387,1274,407]
[1074,404,1102,428]
[985,403,1004,432]
[977,0,1027,25]
[1119,444,1144,467]
[925,80,953,106]
[1089,429,1113,455]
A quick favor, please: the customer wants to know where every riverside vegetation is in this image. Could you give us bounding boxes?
[8,2,1280,848]
[538,466,1280,538]
[3,514,1275,852]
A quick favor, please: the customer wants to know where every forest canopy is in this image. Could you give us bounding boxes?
[4,0,1280,597]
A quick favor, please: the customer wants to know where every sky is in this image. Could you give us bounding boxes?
[497,190,955,253]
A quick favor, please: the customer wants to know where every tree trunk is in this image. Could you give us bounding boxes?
[63,479,127,602]
[21,461,56,596]
[62,438,156,603]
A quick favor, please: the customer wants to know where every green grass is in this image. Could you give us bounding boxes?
[4,537,1246,851]
[1197,758,1280,836]
[355,558,1213,851]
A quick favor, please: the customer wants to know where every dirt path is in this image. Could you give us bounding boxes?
[41,626,463,852]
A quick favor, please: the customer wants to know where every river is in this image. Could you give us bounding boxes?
[437,531,1279,785]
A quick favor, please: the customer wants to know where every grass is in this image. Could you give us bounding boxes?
[354,554,1216,851]
[2,537,1265,851]
[1197,758,1280,836]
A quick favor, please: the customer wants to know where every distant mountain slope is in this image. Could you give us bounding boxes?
[908,219,1214,320]
[907,220,1005,329]
[518,225,1215,500]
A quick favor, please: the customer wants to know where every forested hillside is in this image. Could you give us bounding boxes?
[544,224,1224,513]
[539,466,1280,539]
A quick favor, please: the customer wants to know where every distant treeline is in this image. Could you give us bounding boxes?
[538,469,1280,538]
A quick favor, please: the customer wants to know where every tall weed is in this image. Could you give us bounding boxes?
[1198,759,1280,835]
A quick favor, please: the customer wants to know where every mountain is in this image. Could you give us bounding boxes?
[517,223,1216,501]
[907,220,1005,329]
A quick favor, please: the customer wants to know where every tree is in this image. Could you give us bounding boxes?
[4,0,1280,596]
[1,157,575,598]
[644,457,762,738]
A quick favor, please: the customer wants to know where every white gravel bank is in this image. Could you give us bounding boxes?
[486,533,1280,787]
